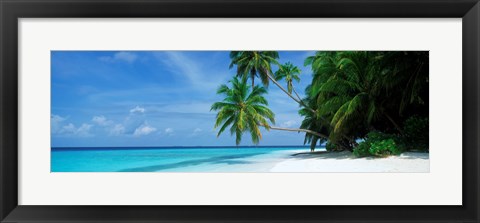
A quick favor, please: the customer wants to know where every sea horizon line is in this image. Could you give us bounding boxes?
[51,145,323,151]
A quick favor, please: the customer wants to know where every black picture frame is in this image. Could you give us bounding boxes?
[1,0,479,222]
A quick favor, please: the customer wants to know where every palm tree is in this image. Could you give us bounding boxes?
[210,77,275,145]
[299,85,330,151]
[274,62,301,94]
[230,51,316,114]
[229,51,279,88]
[213,51,428,151]
[274,62,303,100]
[305,51,428,145]
[303,52,384,149]
[211,76,328,146]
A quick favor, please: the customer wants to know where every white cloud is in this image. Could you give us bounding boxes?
[52,115,92,137]
[165,128,174,134]
[114,52,137,63]
[281,120,297,128]
[59,123,93,137]
[99,52,138,63]
[133,124,157,136]
[109,124,126,136]
[154,51,226,89]
[76,124,93,136]
[51,114,67,133]
[130,106,145,113]
[61,123,76,133]
[92,115,112,126]
[51,114,66,123]
[190,128,203,136]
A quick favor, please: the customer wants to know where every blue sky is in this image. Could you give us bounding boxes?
[51,51,315,147]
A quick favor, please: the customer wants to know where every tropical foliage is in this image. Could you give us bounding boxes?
[303,51,428,152]
[229,51,312,109]
[213,51,429,155]
[229,51,279,88]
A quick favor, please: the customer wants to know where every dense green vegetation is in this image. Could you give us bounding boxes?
[212,51,429,156]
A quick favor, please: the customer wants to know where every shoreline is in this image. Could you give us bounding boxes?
[270,151,429,173]
[51,147,429,172]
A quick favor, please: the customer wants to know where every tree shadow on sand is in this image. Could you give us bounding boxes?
[291,151,429,160]
[291,151,356,160]
[118,153,263,172]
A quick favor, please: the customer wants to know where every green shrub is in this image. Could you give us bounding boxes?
[353,141,370,157]
[368,138,404,157]
[353,131,405,157]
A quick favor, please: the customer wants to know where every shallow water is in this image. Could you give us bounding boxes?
[51,147,321,172]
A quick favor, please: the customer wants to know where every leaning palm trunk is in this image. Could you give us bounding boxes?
[264,70,343,135]
[263,68,357,150]
[268,126,327,153]
[264,70,355,145]
[263,70,317,114]
[267,126,329,139]
[291,86,308,108]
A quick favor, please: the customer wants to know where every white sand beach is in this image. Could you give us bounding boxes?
[270,151,429,173]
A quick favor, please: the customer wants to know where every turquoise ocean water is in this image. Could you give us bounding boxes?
[51,146,322,172]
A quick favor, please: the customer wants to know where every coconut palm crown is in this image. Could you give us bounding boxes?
[229,51,279,88]
[274,62,301,94]
[210,77,275,145]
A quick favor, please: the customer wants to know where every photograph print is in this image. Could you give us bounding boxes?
[51,51,429,172]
